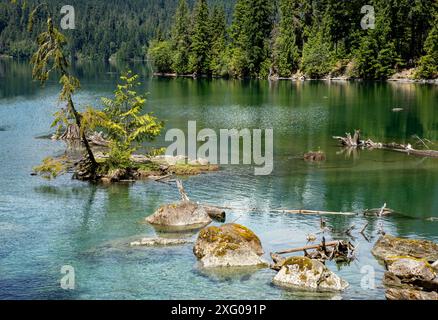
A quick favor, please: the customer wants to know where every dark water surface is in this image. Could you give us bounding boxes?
[0,59,437,300]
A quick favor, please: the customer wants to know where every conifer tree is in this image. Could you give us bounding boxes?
[416,11,438,79]
[230,0,274,77]
[273,0,301,77]
[209,5,228,77]
[171,0,191,74]
[189,0,211,75]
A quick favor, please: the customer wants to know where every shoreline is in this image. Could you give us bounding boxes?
[152,72,438,84]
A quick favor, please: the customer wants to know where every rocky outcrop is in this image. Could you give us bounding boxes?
[386,288,438,300]
[146,201,212,229]
[372,235,438,262]
[272,256,349,292]
[381,256,438,300]
[193,224,267,268]
[130,237,190,247]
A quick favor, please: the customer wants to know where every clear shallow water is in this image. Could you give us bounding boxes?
[0,60,437,300]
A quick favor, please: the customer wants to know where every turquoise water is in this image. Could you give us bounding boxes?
[0,60,437,300]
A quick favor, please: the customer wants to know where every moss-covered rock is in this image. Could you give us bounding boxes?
[146,201,212,229]
[272,256,349,292]
[193,223,267,268]
[387,257,436,282]
[372,235,438,263]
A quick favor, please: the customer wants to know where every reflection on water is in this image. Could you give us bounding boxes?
[0,59,437,300]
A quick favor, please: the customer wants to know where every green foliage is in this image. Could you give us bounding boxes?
[272,0,301,77]
[32,157,67,180]
[209,5,229,77]
[301,27,333,78]
[230,0,274,77]
[5,0,437,80]
[82,72,164,169]
[415,12,438,79]
[148,40,173,73]
[171,0,192,74]
[189,0,211,74]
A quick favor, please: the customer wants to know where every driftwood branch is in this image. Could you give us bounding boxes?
[271,209,357,216]
[334,131,438,158]
[275,241,340,255]
[176,179,190,202]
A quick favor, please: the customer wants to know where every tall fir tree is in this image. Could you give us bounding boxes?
[209,5,229,77]
[171,0,191,74]
[230,0,274,77]
[416,10,438,79]
[273,0,301,77]
[189,0,211,75]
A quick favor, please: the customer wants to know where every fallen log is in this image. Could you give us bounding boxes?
[275,241,340,255]
[271,209,357,216]
[334,131,438,158]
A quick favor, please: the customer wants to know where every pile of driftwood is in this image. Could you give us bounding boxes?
[270,238,356,270]
[333,130,438,158]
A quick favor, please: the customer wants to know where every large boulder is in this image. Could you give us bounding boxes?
[273,256,349,292]
[387,257,436,282]
[383,256,438,296]
[146,201,212,230]
[193,224,267,268]
[372,235,438,262]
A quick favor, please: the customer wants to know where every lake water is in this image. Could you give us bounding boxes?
[0,59,437,300]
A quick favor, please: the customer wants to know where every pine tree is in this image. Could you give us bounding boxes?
[209,5,229,77]
[230,0,274,77]
[273,0,300,77]
[416,11,438,79]
[301,26,333,78]
[171,0,192,74]
[189,0,211,75]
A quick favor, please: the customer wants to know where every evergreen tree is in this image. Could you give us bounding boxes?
[273,0,301,77]
[301,26,333,78]
[416,12,438,79]
[209,5,229,77]
[230,0,274,77]
[189,0,211,75]
[171,0,191,74]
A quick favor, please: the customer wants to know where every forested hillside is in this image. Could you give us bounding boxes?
[1,0,437,79]
[0,0,235,60]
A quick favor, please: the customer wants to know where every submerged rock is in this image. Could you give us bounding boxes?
[372,235,438,262]
[146,201,212,230]
[272,256,349,292]
[304,151,326,162]
[386,288,438,300]
[193,223,267,268]
[130,237,190,247]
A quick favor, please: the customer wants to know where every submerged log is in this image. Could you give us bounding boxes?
[271,209,357,216]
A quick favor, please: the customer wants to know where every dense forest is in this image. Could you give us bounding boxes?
[0,0,437,79]
[149,0,438,79]
[0,0,235,61]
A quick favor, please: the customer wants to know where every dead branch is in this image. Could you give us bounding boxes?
[275,241,340,255]
[271,209,357,216]
[176,179,190,202]
[334,131,438,158]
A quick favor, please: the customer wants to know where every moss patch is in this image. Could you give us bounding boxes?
[282,256,314,271]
